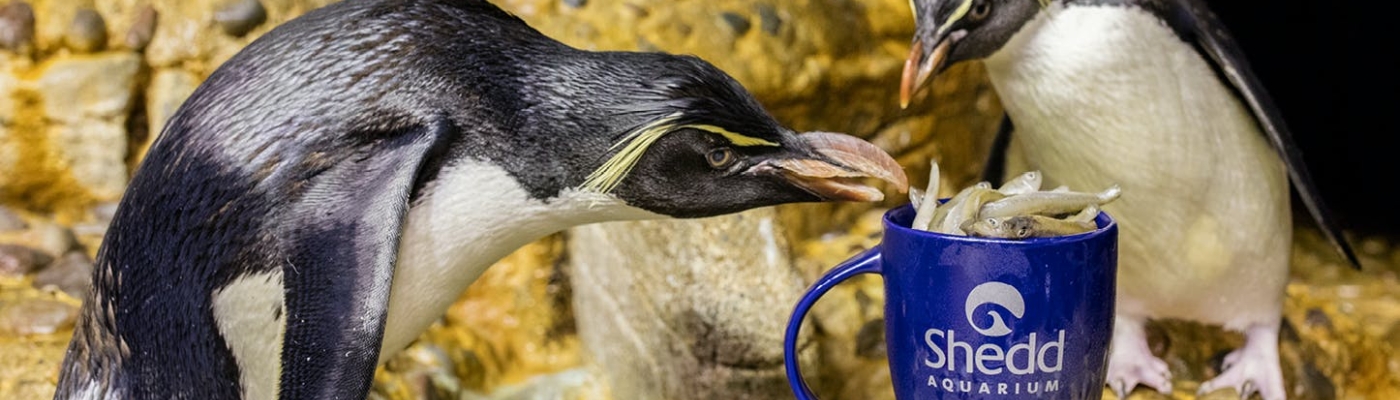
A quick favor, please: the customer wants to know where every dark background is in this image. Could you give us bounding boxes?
[1208,2,1398,235]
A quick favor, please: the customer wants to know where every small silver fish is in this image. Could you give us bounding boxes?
[927,181,991,230]
[1068,205,1100,225]
[909,188,924,210]
[935,187,1005,235]
[996,171,1042,196]
[963,215,1096,239]
[911,161,942,230]
[978,184,1121,219]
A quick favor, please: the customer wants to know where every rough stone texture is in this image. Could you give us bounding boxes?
[0,298,76,335]
[136,67,198,164]
[0,265,80,399]
[567,208,810,399]
[0,204,26,231]
[0,243,51,276]
[1,52,140,219]
[63,8,106,53]
[0,217,75,258]
[31,250,92,298]
[35,54,140,198]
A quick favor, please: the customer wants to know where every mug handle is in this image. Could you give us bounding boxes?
[784,246,883,400]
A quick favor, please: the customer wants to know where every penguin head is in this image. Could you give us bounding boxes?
[900,0,1044,107]
[544,53,909,219]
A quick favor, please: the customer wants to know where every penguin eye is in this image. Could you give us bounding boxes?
[707,148,736,169]
[969,1,992,21]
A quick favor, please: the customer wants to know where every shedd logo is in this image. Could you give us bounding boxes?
[922,282,1064,395]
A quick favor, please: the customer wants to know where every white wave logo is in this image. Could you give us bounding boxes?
[963,282,1025,337]
[924,281,1064,377]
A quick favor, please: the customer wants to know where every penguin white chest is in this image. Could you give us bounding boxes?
[980,5,1292,322]
[382,161,660,361]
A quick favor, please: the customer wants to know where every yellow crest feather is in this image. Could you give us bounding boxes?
[580,115,780,194]
[937,0,975,36]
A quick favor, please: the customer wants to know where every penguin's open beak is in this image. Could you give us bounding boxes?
[753,131,909,202]
[899,33,956,109]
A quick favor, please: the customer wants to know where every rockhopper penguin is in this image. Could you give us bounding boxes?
[899,0,1359,399]
[53,0,908,398]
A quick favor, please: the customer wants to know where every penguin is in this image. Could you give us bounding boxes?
[52,0,909,399]
[897,1,1359,399]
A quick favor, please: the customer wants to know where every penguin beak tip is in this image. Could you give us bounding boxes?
[767,131,909,202]
[899,36,951,109]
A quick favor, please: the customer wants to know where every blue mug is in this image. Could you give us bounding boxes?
[784,204,1118,399]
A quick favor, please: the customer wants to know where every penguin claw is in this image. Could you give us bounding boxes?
[1199,326,1285,400]
[1109,378,1133,399]
[1199,349,1284,400]
[1106,319,1174,397]
[1106,350,1173,396]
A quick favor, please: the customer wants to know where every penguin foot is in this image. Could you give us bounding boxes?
[1106,316,1172,398]
[1198,325,1285,400]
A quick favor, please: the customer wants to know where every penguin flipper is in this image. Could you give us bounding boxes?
[278,118,455,399]
[979,113,1014,186]
[1166,0,1360,269]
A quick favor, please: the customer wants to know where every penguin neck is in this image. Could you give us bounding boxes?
[401,158,662,281]
[379,159,660,359]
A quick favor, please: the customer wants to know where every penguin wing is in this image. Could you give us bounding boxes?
[1167,0,1360,269]
[277,117,455,399]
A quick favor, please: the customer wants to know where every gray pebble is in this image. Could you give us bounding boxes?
[719,12,750,36]
[0,299,78,335]
[67,8,108,53]
[91,202,120,224]
[0,205,25,231]
[562,0,586,8]
[1303,307,1332,330]
[0,1,34,51]
[0,243,53,276]
[756,3,781,36]
[25,221,77,257]
[1291,361,1337,400]
[125,5,157,51]
[215,0,267,37]
[74,202,120,237]
[33,251,94,299]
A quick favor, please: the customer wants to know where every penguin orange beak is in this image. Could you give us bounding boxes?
[762,131,909,202]
[899,36,955,109]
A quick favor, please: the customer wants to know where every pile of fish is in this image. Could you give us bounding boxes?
[908,161,1121,239]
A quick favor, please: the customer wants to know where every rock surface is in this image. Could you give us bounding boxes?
[0,298,76,335]
[2,52,140,219]
[0,243,51,276]
[30,250,91,298]
[568,209,808,399]
[0,205,25,231]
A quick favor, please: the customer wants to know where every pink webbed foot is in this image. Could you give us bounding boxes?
[1198,324,1285,400]
[1105,316,1172,398]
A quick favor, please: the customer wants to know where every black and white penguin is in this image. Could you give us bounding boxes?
[898,1,1358,399]
[53,1,908,399]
